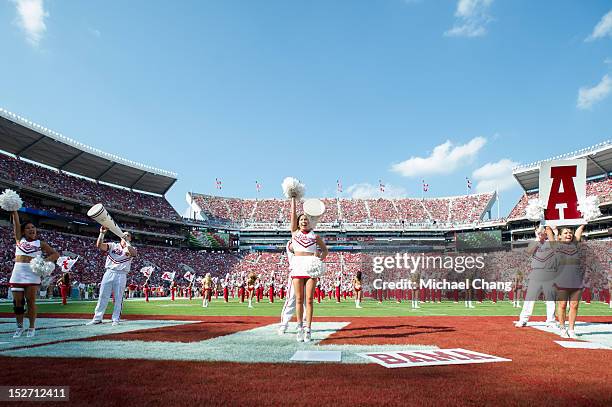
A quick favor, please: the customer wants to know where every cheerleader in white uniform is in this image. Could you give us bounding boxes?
[86,226,137,326]
[9,211,59,338]
[547,225,585,339]
[289,197,328,342]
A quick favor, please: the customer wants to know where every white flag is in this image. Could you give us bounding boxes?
[161,271,176,282]
[184,271,194,282]
[141,266,155,278]
[56,256,79,272]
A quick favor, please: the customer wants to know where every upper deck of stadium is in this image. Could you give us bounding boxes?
[509,141,612,221]
[187,191,498,231]
[0,108,181,222]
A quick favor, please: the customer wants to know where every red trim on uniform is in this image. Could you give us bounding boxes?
[292,276,310,279]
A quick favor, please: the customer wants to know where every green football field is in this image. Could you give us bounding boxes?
[1,297,610,317]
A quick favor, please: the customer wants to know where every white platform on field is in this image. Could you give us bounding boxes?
[291,350,342,362]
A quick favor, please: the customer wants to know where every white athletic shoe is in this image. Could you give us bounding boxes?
[515,321,527,328]
[111,321,119,327]
[13,327,24,338]
[469,304,475,309]
[559,327,570,338]
[303,327,311,343]
[26,328,36,338]
[296,326,304,342]
[545,322,557,329]
[278,325,287,335]
[85,320,102,326]
[356,304,362,309]
[568,330,578,339]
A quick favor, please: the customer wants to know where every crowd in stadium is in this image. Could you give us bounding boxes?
[192,193,496,225]
[0,154,180,220]
[2,225,610,305]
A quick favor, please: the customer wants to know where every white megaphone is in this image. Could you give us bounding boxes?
[303,198,326,229]
[87,203,125,239]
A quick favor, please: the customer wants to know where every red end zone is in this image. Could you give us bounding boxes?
[0,315,610,407]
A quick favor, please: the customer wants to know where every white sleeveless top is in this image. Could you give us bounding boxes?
[105,242,133,273]
[292,230,317,254]
[15,238,42,257]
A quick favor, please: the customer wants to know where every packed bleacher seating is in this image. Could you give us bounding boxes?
[0,154,180,221]
[192,193,494,226]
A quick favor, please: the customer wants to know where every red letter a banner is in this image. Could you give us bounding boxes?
[539,159,586,226]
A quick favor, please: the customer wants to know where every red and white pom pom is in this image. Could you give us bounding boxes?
[525,198,546,221]
[577,195,601,222]
[30,255,56,277]
[0,189,23,211]
[281,177,305,199]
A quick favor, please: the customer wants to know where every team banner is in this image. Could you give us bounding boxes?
[357,348,511,369]
[56,256,79,273]
[140,266,155,278]
[183,271,194,282]
[161,271,176,282]
[539,159,587,226]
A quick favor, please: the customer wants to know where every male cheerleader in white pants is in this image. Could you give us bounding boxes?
[278,241,306,335]
[86,226,137,326]
[516,227,557,328]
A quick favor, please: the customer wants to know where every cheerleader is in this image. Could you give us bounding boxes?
[9,211,59,338]
[247,272,257,308]
[289,196,328,343]
[202,273,213,308]
[57,272,70,306]
[353,272,363,308]
[547,225,585,339]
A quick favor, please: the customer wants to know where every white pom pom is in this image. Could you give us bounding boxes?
[281,177,305,199]
[525,198,546,221]
[30,255,56,277]
[0,189,23,211]
[577,195,601,222]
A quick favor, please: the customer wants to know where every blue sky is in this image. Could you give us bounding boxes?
[1,0,611,217]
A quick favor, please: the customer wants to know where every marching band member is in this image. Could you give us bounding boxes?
[288,196,328,343]
[222,275,229,303]
[9,211,59,338]
[57,272,70,306]
[143,277,150,303]
[87,226,137,326]
[170,280,176,301]
[512,271,524,308]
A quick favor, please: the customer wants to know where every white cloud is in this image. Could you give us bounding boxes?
[345,183,407,199]
[12,0,48,46]
[577,74,612,110]
[586,10,612,41]
[391,137,487,177]
[445,0,493,38]
[604,57,612,65]
[472,158,518,193]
